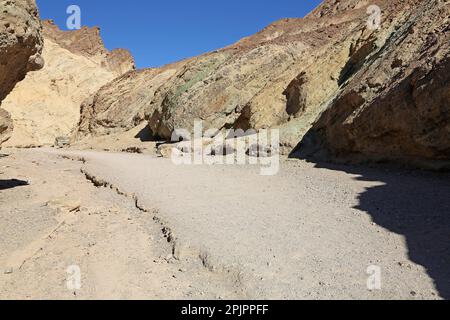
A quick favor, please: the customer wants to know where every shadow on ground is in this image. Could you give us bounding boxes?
[0,179,29,190]
[301,160,450,298]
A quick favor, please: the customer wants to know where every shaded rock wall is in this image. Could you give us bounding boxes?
[296,0,450,169]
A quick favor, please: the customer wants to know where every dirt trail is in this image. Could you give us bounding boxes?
[0,149,241,299]
[1,148,449,299]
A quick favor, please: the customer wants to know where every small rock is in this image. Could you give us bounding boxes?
[157,144,175,158]
[4,268,13,275]
[54,136,70,148]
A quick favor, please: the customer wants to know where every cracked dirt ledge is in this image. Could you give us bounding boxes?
[80,162,248,293]
[0,148,243,299]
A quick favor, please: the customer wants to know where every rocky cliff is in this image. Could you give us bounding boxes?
[76,0,378,141]
[0,0,43,144]
[42,20,135,77]
[75,59,190,138]
[295,0,450,169]
[56,0,450,168]
[2,20,135,147]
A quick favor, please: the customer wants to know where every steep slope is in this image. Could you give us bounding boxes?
[295,0,450,169]
[0,0,43,144]
[2,20,134,147]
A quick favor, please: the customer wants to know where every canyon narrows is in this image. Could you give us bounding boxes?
[0,0,449,301]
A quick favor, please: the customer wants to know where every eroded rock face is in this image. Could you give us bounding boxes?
[0,108,12,144]
[75,60,188,139]
[2,20,135,147]
[0,0,43,144]
[77,0,379,142]
[42,20,135,76]
[75,0,449,168]
[296,0,450,169]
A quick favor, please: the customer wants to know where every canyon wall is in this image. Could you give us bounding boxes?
[295,0,450,169]
[20,0,449,169]
[76,0,387,144]
[0,0,43,144]
[2,20,135,147]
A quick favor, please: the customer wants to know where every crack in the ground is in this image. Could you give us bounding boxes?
[57,153,180,258]
[54,152,246,296]
[81,168,179,255]
[78,164,246,296]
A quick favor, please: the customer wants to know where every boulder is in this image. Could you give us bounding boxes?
[0,0,44,145]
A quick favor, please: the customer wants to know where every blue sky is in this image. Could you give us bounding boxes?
[37,0,322,68]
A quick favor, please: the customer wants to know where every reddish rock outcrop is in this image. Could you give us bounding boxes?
[42,20,135,76]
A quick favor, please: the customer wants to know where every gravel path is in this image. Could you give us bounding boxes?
[0,149,240,299]
[1,148,448,299]
[55,148,450,299]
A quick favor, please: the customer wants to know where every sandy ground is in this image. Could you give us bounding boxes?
[0,148,449,300]
[0,149,241,299]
